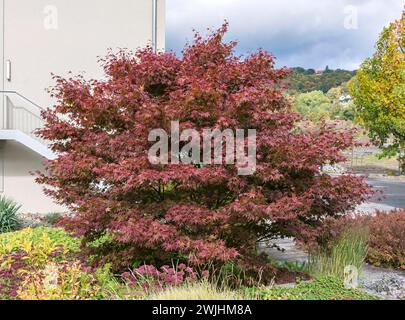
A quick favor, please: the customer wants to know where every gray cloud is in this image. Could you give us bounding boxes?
[166,0,404,70]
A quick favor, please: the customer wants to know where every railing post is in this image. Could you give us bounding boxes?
[0,141,4,193]
[5,96,13,130]
[1,93,4,130]
[0,91,44,140]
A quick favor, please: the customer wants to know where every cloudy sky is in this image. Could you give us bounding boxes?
[166,0,404,70]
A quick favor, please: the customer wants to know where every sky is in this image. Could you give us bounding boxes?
[166,0,404,70]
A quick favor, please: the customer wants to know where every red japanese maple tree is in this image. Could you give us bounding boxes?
[37,24,371,272]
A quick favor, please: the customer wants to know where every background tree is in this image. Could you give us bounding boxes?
[37,24,370,276]
[286,67,356,94]
[292,87,355,122]
[293,90,332,122]
[326,84,356,121]
[350,11,405,173]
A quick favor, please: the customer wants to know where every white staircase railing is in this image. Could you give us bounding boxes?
[1,91,45,143]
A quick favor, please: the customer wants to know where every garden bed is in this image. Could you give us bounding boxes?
[0,226,379,300]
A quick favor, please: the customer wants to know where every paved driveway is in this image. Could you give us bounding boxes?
[366,178,405,209]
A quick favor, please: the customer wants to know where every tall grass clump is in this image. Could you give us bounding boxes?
[309,226,369,278]
[149,281,251,300]
[0,196,21,233]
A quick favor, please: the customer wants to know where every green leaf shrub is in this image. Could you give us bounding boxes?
[245,276,377,300]
[0,227,81,299]
[0,196,21,233]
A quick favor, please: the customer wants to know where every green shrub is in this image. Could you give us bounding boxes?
[0,227,80,256]
[245,276,377,300]
[0,227,81,299]
[18,261,101,300]
[0,227,128,301]
[0,196,21,233]
[268,258,310,274]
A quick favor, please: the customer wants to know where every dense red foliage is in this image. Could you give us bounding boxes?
[367,210,405,269]
[318,209,405,270]
[37,24,371,271]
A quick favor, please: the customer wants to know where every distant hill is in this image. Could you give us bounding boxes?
[284,67,356,93]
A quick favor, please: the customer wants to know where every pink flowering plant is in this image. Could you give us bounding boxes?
[121,263,202,291]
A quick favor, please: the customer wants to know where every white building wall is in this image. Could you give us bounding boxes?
[1,0,165,213]
[3,0,165,108]
[1,141,62,213]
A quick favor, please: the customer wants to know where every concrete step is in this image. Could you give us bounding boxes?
[0,130,55,159]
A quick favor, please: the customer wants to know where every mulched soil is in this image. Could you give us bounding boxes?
[274,269,312,285]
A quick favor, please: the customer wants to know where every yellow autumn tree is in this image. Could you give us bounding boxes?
[350,10,405,172]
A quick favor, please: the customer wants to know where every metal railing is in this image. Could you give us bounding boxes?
[0,91,45,142]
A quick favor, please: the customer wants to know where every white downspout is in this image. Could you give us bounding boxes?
[152,0,158,53]
[0,141,4,193]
